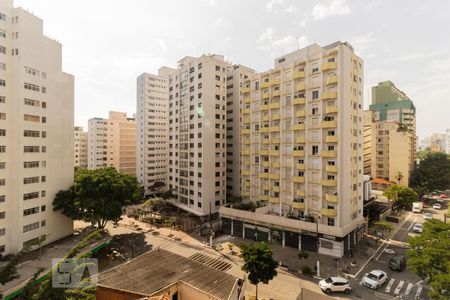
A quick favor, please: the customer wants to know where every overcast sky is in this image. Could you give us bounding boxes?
[16,0,450,139]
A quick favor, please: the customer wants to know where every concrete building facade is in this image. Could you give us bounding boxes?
[220,42,365,257]
[0,0,74,254]
[136,67,173,196]
[362,110,374,176]
[88,111,136,176]
[74,126,87,168]
[168,54,230,216]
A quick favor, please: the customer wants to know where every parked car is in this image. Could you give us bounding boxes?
[412,202,423,213]
[423,212,433,220]
[318,277,352,294]
[389,255,406,271]
[412,223,423,233]
[433,203,442,210]
[362,270,388,289]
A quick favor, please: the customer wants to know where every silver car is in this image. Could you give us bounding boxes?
[412,223,423,233]
[319,277,352,294]
[362,270,388,289]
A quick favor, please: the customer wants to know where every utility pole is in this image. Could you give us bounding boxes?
[316,216,320,277]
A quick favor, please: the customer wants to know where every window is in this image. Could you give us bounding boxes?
[0,96,5,103]
[0,63,5,70]
[24,176,39,184]
[23,207,39,216]
[23,192,39,200]
[0,162,4,169]
[0,179,4,186]
[0,146,5,153]
[24,114,40,122]
[312,90,319,99]
[0,129,5,136]
[24,146,40,153]
[0,228,5,236]
[0,211,4,219]
[24,82,40,92]
[24,130,40,137]
[0,46,5,54]
[0,113,5,120]
[0,195,4,202]
[327,218,335,226]
[23,222,39,233]
[24,98,39,106]
[0,79,5,86]
[24,161,39,168]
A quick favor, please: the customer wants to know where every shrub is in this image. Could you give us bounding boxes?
[301,266,313,275]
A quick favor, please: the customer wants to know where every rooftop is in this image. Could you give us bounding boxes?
[97,249,239,300]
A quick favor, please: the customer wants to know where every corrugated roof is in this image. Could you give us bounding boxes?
[97,249,239,300]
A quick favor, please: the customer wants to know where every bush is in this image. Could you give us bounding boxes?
[298,250,309,260]
[301,266,313,275]
[232,202,256,212]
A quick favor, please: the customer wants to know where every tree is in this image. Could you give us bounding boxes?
[0,248,29,285]
[407,220,450,299]
[410,152,450,197]
[383,185,418,210]
[240,242,278,299]
[53,167,142,229]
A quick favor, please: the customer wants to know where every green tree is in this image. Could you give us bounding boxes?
[53,167,141,229]
[240,242,278,299]
[407,220,450,299]
[373,221,394,232]
[0,248,29,285]
[383,185,418,210]
[410,152,450,197]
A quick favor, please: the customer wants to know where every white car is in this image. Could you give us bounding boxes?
[423,212,433,220]
[412,223,423,233]
[362,270,388,289]
[319,277,352,294]
[433,203,442,210]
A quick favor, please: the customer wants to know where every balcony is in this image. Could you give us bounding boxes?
[326,76,338,85]
[269,173,279,179]
[262,161,270,167]
[260,194,269,201]
[325,106,338,114]
[272,186,280,193]
[271,161,280,168]
[270,79,280,86]
[271,114,280,121]
[262,139,269,144]
[293,97,306,105]
[269,150,280,156]
[321,179,337,186]
[260,173,269,179]
[296,83,306,92]
[272,138,280,144]
[243,97,251,104]
[241,149,250,155]
[325,193,338,203]
[296,190,305,197]
[321,208,337,217]
[242,108,251,114]
[260,82,270,89]
[321,150,337,158]
[321,62,337,71]
[293,71,305,79]
[242,170,250,176]
[262,184,269,190]
[321,120,337,128]
[296,163,305,170]
[321,91,337,100]
[242,129,251,134]
[325,135,338,143]
[260,127,269,133]
[242,87,251,93]
[293,150,305,157]
[262,92,270,100]
[269,196,279,204]
[293,176,305,183]
[296,136,305,143]
[296,110,306,117]
[262,115,270,122]
[244,140,250,145]
[292,124,305,131]
[243,160,250,166]
[244,117,251,124]
[241,191,250,197]
[269,102,280,109]
[326,165,338,172]
[259,149,269,155]
[269,126,280,132]
[260,104,270,111]
[292,202,305,210]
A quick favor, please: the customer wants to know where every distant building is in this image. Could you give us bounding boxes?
[74,126,88,168]
[0,0,74,254]
[363,110,375,176]
[420,133,447,153]
[96,249,243,300]
[88,111,136,176]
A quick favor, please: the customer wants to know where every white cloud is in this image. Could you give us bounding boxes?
[158,40,167,52]
[258,35,310,57]
[285,4,297,14]
[259,27,274,41]
[311,0,351,20]
[266,0,284,11]
[349,32,376,55]
[378,51,444,64]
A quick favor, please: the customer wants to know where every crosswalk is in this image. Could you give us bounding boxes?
[359,278,425,299]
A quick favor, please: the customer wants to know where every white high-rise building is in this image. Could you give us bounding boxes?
[168,54,230,216]
[74,126,88,168]
[88,117,106,169]
[137,67,173,195]
[0,0,74,254]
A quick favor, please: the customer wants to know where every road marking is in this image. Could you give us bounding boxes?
[385,278,395,293]
[394,280,405,295]
[376,239,391,261]
[415,285,423,299]
[404,283,413,296]
[408,217,418,230]
[416,280,423,285]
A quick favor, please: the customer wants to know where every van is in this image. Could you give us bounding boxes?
[412,202,423,213]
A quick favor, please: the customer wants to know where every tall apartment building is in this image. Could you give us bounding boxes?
[168,54,230,216]
[137,67,173,195]
[369,81,416,184]
[220,42,365,257]
[371,121,414,186]
[362,111,374,176]
[0,0,74,254]
[74,126,87,168]
[420,133,447,153]
[88,111,136,176]
[225,65,256,198]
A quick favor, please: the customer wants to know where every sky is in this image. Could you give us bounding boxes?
[15,0,450,139]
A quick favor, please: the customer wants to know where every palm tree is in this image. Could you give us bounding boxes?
[396,172,404,185]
